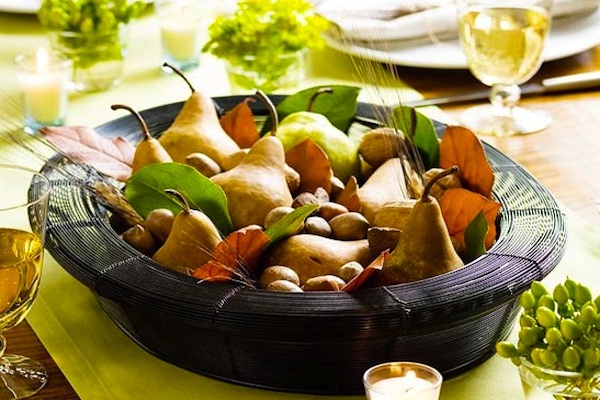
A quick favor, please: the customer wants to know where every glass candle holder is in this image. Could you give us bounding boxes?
[519,358,600,399]
[156,0,215,71]
[225,48,307,93]
[363,362,443,400]
[15,49,72,134]
[48,24,129,92]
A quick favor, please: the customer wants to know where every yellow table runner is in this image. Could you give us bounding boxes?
[1,10,597,400]
[28,210,600,400]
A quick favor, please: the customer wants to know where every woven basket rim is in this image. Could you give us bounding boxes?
[42,95,568,326]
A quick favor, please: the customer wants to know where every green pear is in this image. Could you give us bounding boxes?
[275,111,361,182]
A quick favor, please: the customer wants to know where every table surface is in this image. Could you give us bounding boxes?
[1,7,600,400]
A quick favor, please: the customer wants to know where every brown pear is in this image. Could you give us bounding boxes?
[263,234,373,285]
[357,158,410,224]
[152,189,222,275]
[210,136,293,230]
[375,166,464,286]
[111,104,172,174]
[372,199,417,230]
[158,63,239,167]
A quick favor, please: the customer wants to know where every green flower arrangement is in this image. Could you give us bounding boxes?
[37,0,146,34]
[37,0,147,91]
[496,278,600,398]
[202,0,330,91]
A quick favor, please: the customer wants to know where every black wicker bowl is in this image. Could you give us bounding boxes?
[42,96,567,395]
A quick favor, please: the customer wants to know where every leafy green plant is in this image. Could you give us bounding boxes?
[125,163,234,235]
[390,106,440,170]
[261,85,361,134]
[264,204,318,248]
[496,278,600,395]
[203,0,330,90]
[38,0,147,72]
[38,0,146,34]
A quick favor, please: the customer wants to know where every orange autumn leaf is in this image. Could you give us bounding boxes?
[342,250,389,292]
[192,261,233,283]
[440,125,494,199]
[439,188,501,251]
[336,176,361,212]
[285,139,333,194]
[192,225,270,281]
[219,98,259,148]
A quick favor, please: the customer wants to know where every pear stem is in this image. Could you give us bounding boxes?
[308,87,333,112]
[111,104,152,141]
[162,62,195,93]
[422,165,459,202]
[164,188,192,214]
[255,90,278,134]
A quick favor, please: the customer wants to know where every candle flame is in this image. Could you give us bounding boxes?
[405,370,417,380]
[36,48,49,73]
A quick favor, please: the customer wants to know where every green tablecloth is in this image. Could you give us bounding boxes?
[1,9,597,400]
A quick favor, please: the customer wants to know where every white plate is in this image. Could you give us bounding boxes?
[325,7,600,69]
[0,0,40,14]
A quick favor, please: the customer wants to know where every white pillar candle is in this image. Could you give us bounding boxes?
[157,0,202,69]
[369,372,439,400]
[364,362,443,400]
[16,48,71,128]
[161,19,200,60]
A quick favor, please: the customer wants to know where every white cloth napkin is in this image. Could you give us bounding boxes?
[317,0,600,42]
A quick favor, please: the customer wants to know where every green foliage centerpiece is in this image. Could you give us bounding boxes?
[496,279,600,399]
[202,0,330,92]
[38,0,147,92]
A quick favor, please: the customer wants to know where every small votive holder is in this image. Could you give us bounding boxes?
[15,48,72,134]
[225,49,307,94]
[48,25,129,93]
[156,0,209,71]
[363,362,443,400]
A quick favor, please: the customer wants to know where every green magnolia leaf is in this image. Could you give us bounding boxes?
[124,163,234,235]
[264,204,318,249]
[464,210,488,263]
[261,85,361,134]
[390,106,440,169]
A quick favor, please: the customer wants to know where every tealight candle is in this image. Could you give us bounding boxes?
[15,48,72,133]
[363,362,443,400]
[156,0,209,71]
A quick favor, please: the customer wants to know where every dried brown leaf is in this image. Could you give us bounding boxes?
[439,188,501,251]
[336,176,361,212]
[285,139,333,194]
[440,125,494,199]
[342,250,389,292]
[192,225,270,281]
[41,125,134,182]
[219,98,260,148]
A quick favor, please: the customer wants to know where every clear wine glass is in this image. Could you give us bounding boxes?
[0,164,51,399]
[456,0,553,137]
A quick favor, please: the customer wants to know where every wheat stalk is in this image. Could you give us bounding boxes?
[0,91,144,227]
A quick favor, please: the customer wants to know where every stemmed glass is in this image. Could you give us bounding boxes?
[456,0,553,137]
[0,164,51,399]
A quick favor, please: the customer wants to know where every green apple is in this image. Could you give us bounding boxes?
[276,111,360,182]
